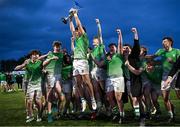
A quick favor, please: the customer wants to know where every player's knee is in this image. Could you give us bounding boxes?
[163,96,169,102]
[61,94,65,101]
[27,98,33,104]
[115,92,122,101]
[35,96,41,102]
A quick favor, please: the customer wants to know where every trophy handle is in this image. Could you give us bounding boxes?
[61,17,68,24]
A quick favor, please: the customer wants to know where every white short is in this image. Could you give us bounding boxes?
[27,83,41,94]
[26,90,42,100]
[91,67,106,81]
[47,74,62,88]
[0,81,7,86]
[161,71,171,91]
[105,76,125,93]
[73,59,89,76]
[62,80,73,94]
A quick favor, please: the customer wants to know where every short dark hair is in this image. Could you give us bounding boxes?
[162,36,173,46]
[123,43,132,50]
[108,43,117,48]
[53,41,61,47]
[29,50,40,56]
[93,36,99,40]
[63,54,72,65]
[141,46,148,56]
[146,59,155,66]
[75,26,86,33]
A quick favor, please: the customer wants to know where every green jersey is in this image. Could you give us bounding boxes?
[145,66,163,85]
[62,65,73,81]
[106,53,124,77]
[123,65,130,80]
[155,48,180,72]
[139,58,148,80]
[0,73,6,81]
[91,44,105,68]
[26,60,42,85]
[74,33,89,59]
[45,52,64,75]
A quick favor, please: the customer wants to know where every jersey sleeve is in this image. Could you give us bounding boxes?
[155,49,163,56]
[130,39,140,59]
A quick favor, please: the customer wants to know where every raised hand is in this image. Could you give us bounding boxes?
[131,28,137,33]
[131,27,138,40]
[95,18,100,24]
[69,8,78,15]
[116,29,121,35]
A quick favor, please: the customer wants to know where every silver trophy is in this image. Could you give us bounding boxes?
[61,9,75,24]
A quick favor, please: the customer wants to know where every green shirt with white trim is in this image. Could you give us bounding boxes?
[74,33,89,59]
[45,52,64,75]
[26,60,42,85]
[106,53,124,77]
[155,48,180,72]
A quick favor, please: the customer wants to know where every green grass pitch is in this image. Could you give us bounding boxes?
[0,85,180,126]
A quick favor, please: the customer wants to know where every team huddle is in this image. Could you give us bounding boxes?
[13,8,180,124]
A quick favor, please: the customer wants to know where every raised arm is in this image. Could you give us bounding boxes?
[132,28,138,40]
[130,28,140,58]
[73,9,85,35]
[38,51,51,60]
[116,29,123,54]
[69,17,76,38]
[71,36,75,52]
[96,18,107,55]
[14,59,29,71]
[95,18,103,44]
[43,56,59,67]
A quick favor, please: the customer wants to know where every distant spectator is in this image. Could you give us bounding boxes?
[16,73,23,89]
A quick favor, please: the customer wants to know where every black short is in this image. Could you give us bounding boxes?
[130,77,142,97]
[122,81,128,104]
[7,81,14,85]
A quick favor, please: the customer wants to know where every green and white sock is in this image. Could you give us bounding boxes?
[134,105,140,117]
[168,111,173,118]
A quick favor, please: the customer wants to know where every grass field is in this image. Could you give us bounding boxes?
[0,86,180,126]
